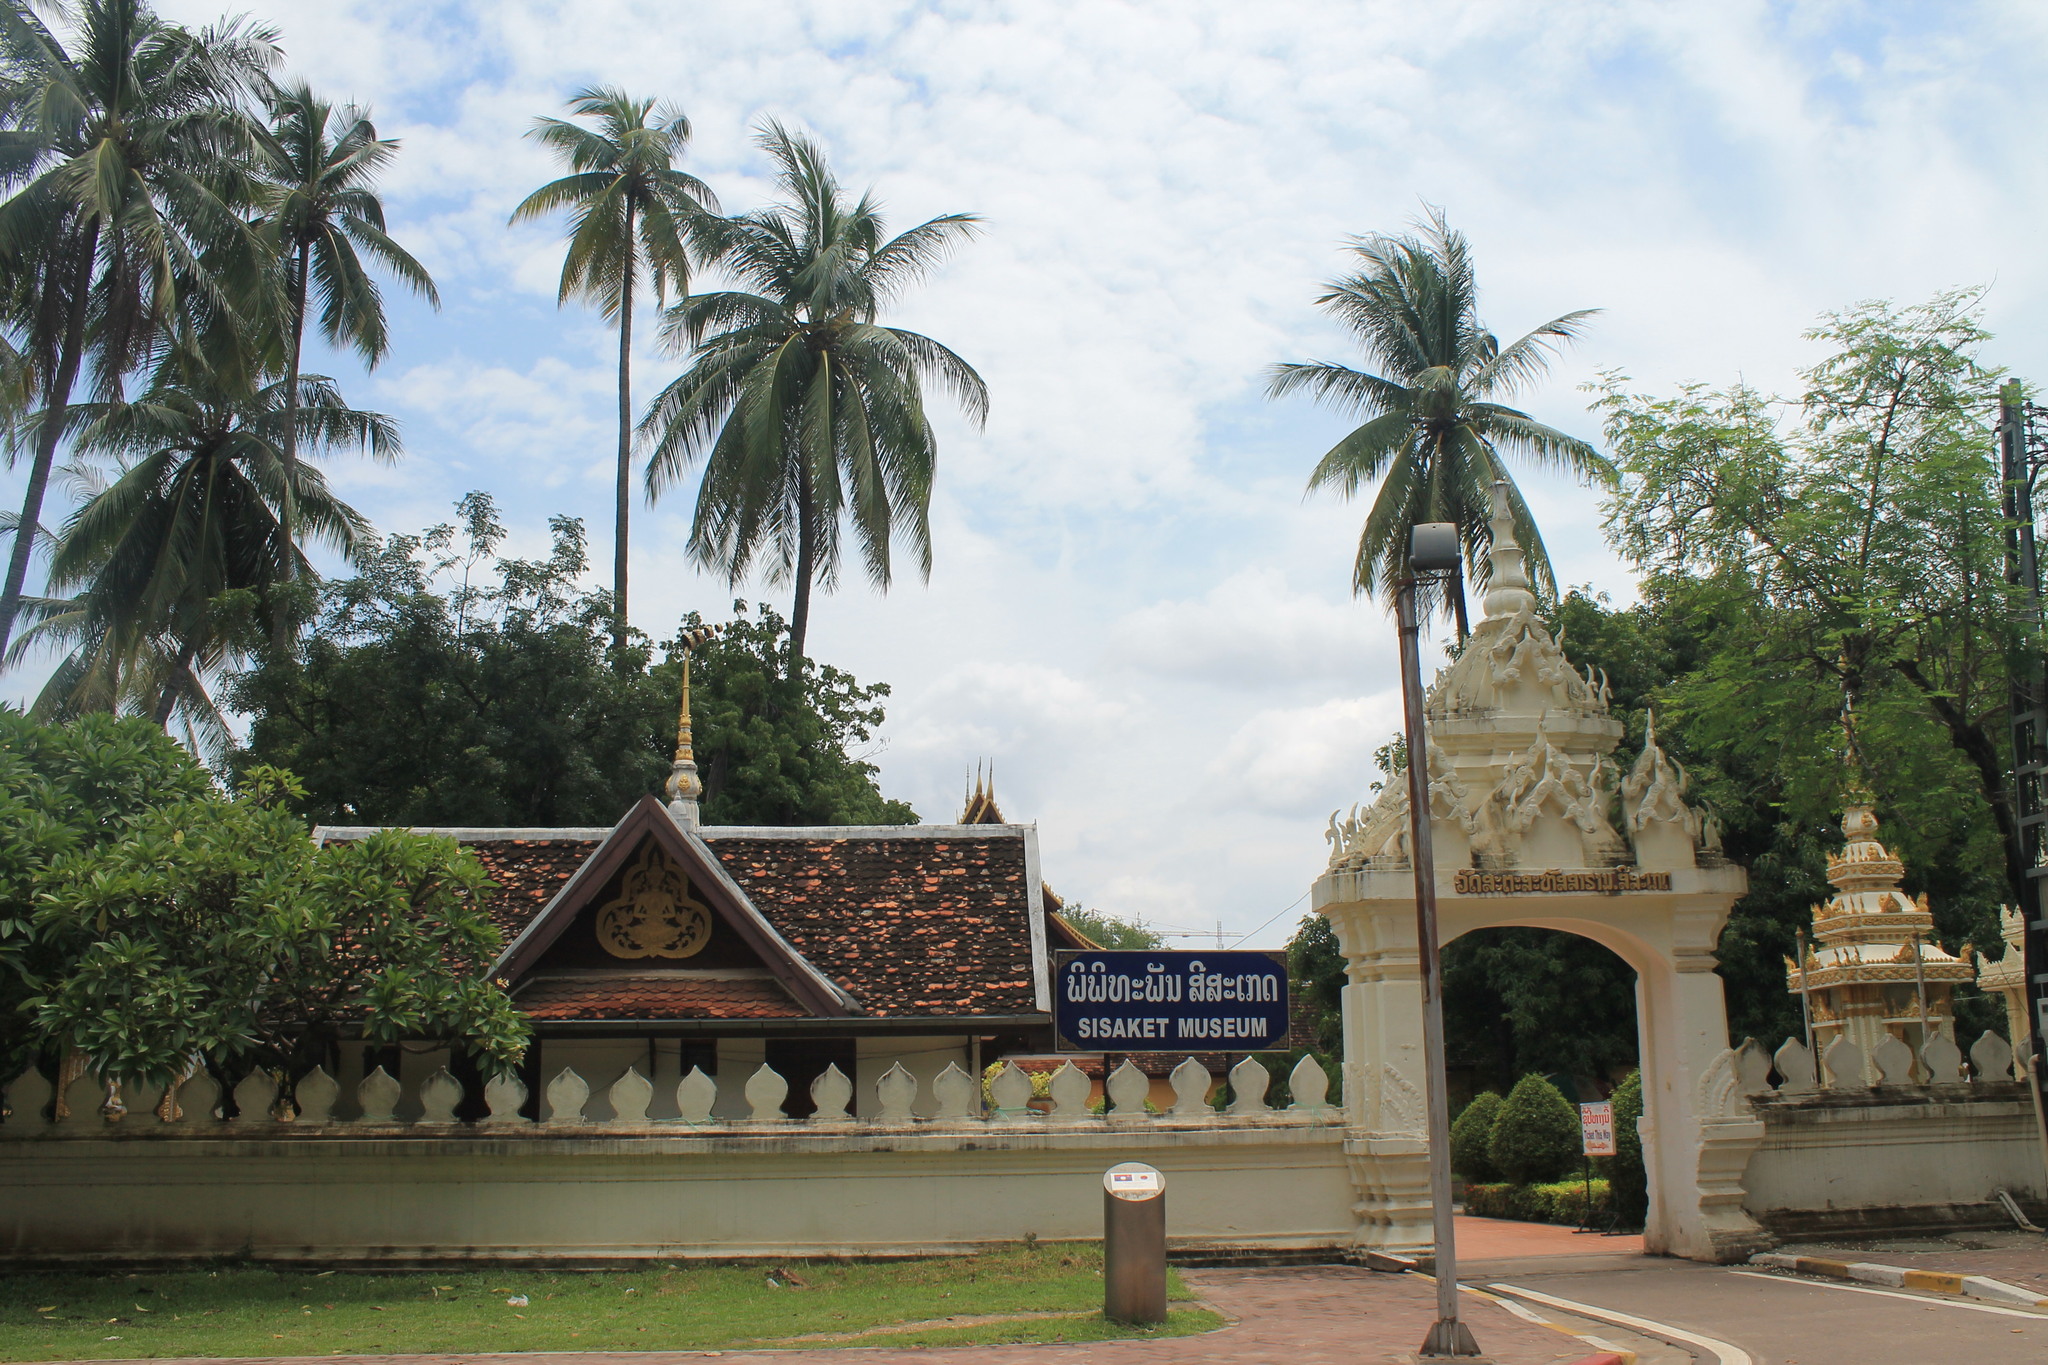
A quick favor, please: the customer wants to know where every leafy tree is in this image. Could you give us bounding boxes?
[0,711,525,1085]
[682,599,917,826]
[1057,907,1165,949]
[255,81,437,573]
[0,708,210,1073]
[0,0,280,659]
[511,88,715,653]
[1442,927,1639,1093]
[1450,1089,1504,1183]
[1265,206,1612,637]
[1592,293,2019,1041]
[226,494,917,828]
[643,120,987,668]
[1488,1072,1580,1185]
[1287,911,1345,1054]
[12,358,387,741]
[1608,1069,1647,1227]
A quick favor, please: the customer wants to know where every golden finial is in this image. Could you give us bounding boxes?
[666,623,719,827]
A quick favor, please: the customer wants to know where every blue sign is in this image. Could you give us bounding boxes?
[1052,951,1291,1052]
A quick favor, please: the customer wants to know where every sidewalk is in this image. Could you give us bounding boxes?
[1772,1229,2048,1298]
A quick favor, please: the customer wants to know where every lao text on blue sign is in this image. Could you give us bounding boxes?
[1052,951,1291,1052]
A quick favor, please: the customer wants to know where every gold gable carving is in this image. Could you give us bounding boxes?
[594,844,713,960]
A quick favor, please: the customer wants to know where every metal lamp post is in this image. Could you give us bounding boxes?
[1398,522,1485,1360]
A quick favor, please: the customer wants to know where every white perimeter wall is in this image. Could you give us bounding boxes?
[1743,1090,2048,1229]
[0,1124,1350,1263]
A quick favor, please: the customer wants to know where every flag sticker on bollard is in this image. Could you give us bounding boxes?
[1053,950,1291,1052]
[1580,1100,1617,1157]
[1105,1164,1165,1200]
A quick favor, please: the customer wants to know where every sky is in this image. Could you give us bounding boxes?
[9,0,2048,948]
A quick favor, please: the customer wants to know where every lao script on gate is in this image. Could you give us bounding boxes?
[1452,868,1673,895]
[1051,950,1291,1053]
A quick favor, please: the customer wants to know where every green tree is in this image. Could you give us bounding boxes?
[11,359,388,740]
[1265,207,1612,638]
[1488,1072,1580,1185]
[1608,1069,1646,1227]
[255,81,437,575]
[643,120,987,668]
[510,88,715,653]
[0,708,210,1073]
[1057,907,1165,949]
[1595,292,2017,1020]
[0,0,280,659]
[682,599,918,826]
[226,495,917,828]
[1442,927,1639,1094]
[1450,1090,1504,1183]
[1287,911,1345,1054]
[0,712,526,1085]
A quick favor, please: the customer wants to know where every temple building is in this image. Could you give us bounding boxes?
[310,661,1072,1121]
[1789,791,1973,1074]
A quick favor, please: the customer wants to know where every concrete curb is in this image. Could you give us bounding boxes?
[1748,1252,2048,1308]
[1567,1354,1632,1365]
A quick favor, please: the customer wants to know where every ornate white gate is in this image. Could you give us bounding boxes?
[1315,489,1767,1262]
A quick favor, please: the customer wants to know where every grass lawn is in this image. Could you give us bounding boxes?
[0,1245,1221,1359]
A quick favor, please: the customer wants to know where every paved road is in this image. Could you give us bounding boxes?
[1490,1255,2047,1365]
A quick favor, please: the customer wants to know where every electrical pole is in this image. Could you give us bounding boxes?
[1996,381,2048,1150]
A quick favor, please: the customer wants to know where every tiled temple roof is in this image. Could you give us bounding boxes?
[317,819,1047,1026]
[712,833,1039,1018]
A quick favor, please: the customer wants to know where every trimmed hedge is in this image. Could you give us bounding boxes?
[1464,1178,1611,1225]
[1609,1070,1647,1227]
[1488,1073,1580,1184]
[1450,1091,1504,1183]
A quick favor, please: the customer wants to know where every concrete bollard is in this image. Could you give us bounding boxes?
[1103,1161,1167,1325]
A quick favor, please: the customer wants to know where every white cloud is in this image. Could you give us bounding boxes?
[12,0,2048,940]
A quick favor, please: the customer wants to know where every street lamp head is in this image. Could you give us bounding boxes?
[1409,522,1462,574]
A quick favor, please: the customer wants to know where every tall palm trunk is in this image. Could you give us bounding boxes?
[152,638,198,727]
[789,461,816,676]
[0,220,100,659]
[612,254,633,657]
[278,239,309,583]
[1451,564,1470,642]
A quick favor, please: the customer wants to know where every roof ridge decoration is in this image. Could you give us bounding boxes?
[666,625,720,828]
[491,795,858,1017]
[960,760,1008,824]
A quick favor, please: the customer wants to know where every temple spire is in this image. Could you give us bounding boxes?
[1481,480,1536,620]
[666,625,719,827]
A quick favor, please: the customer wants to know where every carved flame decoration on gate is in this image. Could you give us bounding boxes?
[595,844,713,959]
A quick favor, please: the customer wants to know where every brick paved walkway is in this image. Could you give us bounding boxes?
[84,1267,1611,1365]
[1456,1215,1645,1262]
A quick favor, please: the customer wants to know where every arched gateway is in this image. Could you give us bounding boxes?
[1315,488,1769,1263]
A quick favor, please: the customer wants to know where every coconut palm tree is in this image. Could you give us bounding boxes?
[0,0,280,661]
[1266,207,1612,638]
[510,88,716,654]
[255,81,438,576]
[642,121,986,670]
[10,359,388,735]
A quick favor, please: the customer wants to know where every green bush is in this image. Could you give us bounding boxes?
[1488,1073,1580,1184]
[1450,1091,1504,1183]
[1464,1179,1610,1225]
[1608,1070,1647,1228]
